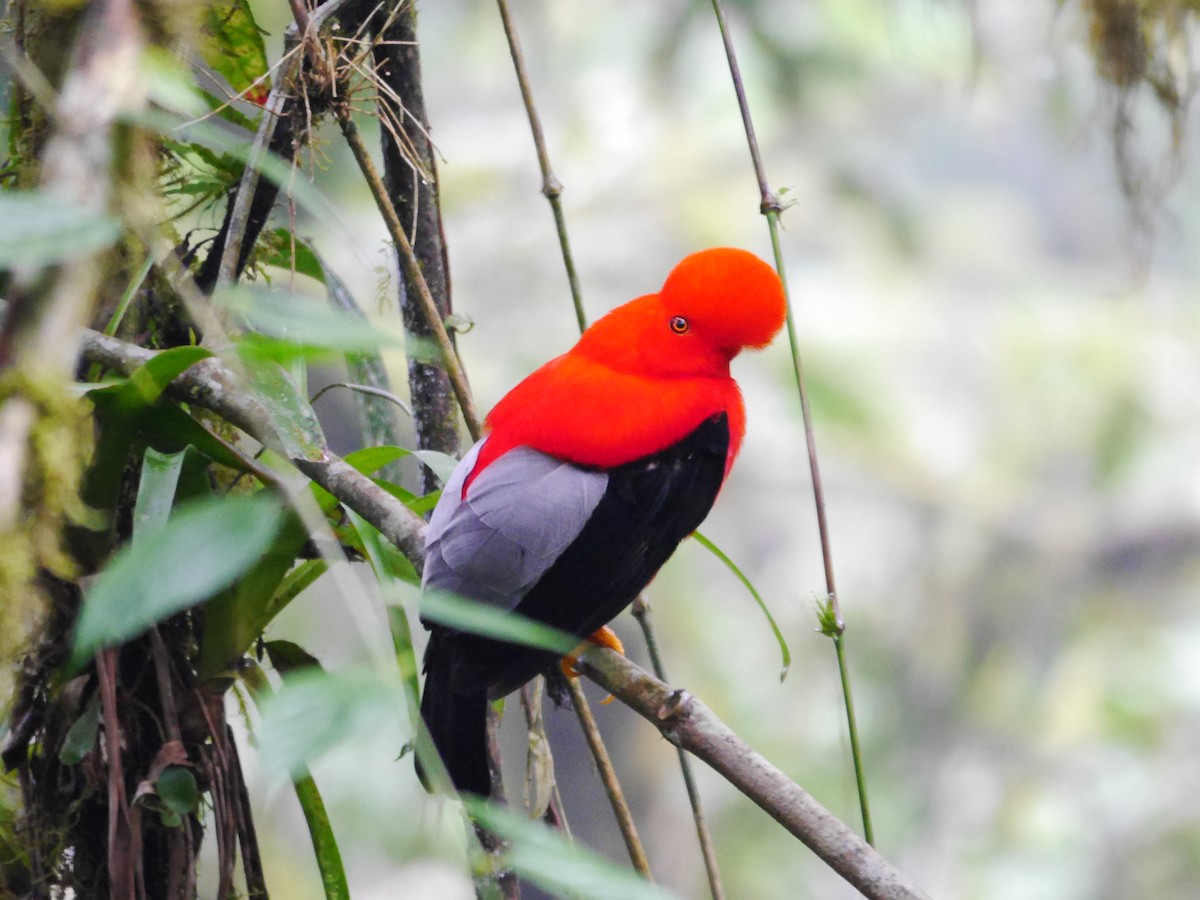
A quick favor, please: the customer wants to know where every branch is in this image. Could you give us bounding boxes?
[577,649,930,900]
[335,113,481,442]
[76,328,427,567]
[564,675,653,879]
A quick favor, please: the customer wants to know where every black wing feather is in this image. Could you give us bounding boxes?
[445,413,730,696]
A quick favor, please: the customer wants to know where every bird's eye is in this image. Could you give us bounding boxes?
[669,316,690,334]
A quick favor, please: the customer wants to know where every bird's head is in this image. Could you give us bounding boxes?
[576,248,787,377]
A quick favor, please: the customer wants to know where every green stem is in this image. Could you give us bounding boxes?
[709,0,872,844]
[84,250,155,382]
[494,0,587,332]
[241,662,350,900]
[834,632,873,846]
[103,250,154,336]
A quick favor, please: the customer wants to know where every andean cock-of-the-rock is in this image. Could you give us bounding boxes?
[417,247,787,797]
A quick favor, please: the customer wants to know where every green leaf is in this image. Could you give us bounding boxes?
[157,766,199,816]
[196,513,310,682]
[420,591,577,656]
[58,693,101,765]
[263,638,323,674]
[413,450,460,486]
[271,560,329,612]
[238,659,350,900]
[347,505,419,595]
[343,445,411,476]
[386,606,421,722]
[138,402,254,473]
[199,0,270,105]
[243,358,328,462]
[136,108,328,215]
[0,191,121,268]
[465,799,675,900]
[343,444,458,488]
[117,345,213,411]
[691,532,791,682]
[257,669,404,778]
[814,596,841,638]
[133,448,185,540]
[405,489,441,516]
[219,287,404,354]
[140,47,207,117]
[263,229,326,283]
[70,492,286,671]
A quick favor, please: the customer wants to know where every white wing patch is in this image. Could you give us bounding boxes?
[422,439,609,611]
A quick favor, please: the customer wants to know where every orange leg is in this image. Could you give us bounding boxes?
[560,625,625,679]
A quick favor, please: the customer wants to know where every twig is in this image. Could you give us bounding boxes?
[334,109,481,441]
[214,73,290,290]
[310,381,412,418]
[706,0,839,623]
[494,0,586,332]
[476,703,520,900]
[564,675,654,880]
[98,648,137,900]
[631,597,724,899]
[148,628,182,744]
[287,0,312,34]
[708,0,872,844]
[522,681,575,839]
[227,723,269,898]
[198,695,237,898]
[578,648,929,900]
[833,631,872,845]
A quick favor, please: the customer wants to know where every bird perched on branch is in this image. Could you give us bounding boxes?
[418,247,787,796]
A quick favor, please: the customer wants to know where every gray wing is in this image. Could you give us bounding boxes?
[422,438,609,611]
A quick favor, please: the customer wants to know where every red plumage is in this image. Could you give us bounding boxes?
[466,246,786,489]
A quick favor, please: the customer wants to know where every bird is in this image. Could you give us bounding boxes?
[417,247,787,796]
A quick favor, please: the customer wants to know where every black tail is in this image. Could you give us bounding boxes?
[417,635,491,797]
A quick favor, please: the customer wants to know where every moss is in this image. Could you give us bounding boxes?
[1078,0,1199,222]
[7,0,86,187]
[0,370,93,672]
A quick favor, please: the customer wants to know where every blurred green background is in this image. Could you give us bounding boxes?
[217,0,1200,897]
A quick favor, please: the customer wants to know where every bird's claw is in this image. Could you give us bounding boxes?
[561,625,625,702]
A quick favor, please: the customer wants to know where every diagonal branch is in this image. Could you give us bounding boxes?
[77,328,427,567]
[577,648,930,900]
[564,675,653,879]
[334,109,481,442]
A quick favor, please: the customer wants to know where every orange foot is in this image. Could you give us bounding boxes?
[560,625,625,678]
